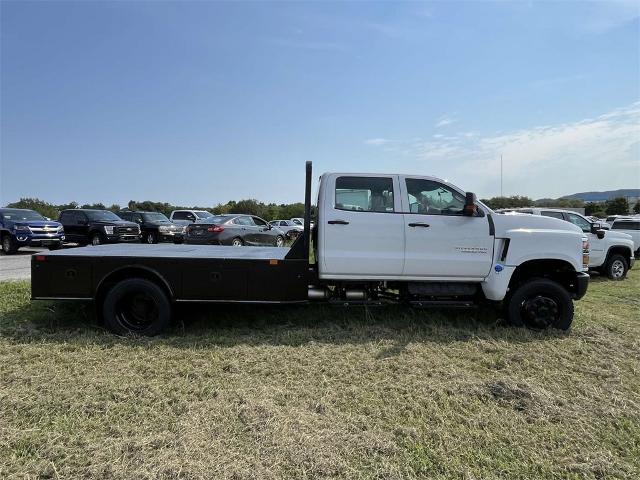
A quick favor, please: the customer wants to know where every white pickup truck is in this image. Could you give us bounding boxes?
[610,218,640,257]
[496,208,635,279]
[31,163,589,335]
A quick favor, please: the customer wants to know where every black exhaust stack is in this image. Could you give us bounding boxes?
[285,161,312,262]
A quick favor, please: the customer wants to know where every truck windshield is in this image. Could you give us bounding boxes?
[85,211,122,221]
[194,211,213,219]
[143,212,170,222]
[1,209,44,221]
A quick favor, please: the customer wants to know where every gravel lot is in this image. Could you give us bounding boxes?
[0,247,44,281]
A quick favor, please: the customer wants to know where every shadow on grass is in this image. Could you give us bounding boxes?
[0,296,569,351]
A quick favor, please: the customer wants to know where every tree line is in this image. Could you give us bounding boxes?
[479,195,638,216]
[3,198,311,221]
[4,195,637,220]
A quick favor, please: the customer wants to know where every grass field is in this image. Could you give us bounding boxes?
[1,271,639,479]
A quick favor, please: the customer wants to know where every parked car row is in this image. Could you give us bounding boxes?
[496,208,637,280]
[0,207,310,254]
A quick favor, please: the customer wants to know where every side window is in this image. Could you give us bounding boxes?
[173,211,189,220]
[118,212,130,221]
[613,221,639,230]
[541,211,565,220]
[252,216,267,226]
[237,216,254,226]
[280,221,288,226]
[133,214,143,223]
[405,178,465,215]
[567,213,591,233]
[335,176,394,213]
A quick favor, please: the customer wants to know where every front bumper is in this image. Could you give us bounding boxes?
[573,272,590,300]
[15,234,65,246]
[105,234,141,243]
[159,232,184,243]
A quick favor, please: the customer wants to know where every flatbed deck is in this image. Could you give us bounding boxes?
[42,244,291,260]
[32,244,309,302]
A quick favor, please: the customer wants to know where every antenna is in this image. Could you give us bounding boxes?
[500,154,503,197]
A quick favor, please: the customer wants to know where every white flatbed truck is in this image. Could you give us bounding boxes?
[31,162,590,335]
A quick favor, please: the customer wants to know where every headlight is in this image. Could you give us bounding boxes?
[103,225,115,235]
[14,225,30,232]
[582,237,590,271]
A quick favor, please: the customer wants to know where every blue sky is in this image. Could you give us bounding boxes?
[1,0,639,207]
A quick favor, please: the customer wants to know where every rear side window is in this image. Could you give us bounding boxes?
[236,216,255,226]
[335,176,394,212]
[542,211,565,220]
[612,221,640,230]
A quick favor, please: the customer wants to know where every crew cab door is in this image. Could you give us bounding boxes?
[400,176,494,279]
[565,212,604,267]
[320,174,405,277]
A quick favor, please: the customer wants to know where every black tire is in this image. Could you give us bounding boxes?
[1,234,18,254]
[90,232,104,246]
[144,231,158,244]
[506,278,573,330]
[604,254,628,280]
[231,237,244,247]
[102,278,171,336]
[275,235,285,247]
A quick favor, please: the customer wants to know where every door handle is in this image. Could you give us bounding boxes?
[328,220,349,225]
[408,222,430,228]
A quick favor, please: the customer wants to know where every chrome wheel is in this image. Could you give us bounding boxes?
[146,233,155,244]
[611,259,625,279]
[91,235,101,246]
[232,238,243,247]
[276,235,284,247]
[2,236,10,253]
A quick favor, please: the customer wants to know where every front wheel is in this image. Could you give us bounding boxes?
[91,233,104,246]
[144,232,158,244]
[1,234,18,254]
[506,278,574,330]
[604,254,628,280]
[275,235,285,247]
[102,278,171,336]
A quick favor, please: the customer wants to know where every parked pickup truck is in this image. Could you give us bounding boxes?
[610,218,640,257]
[496,208,635,280]
[116,210,184,244]
[59,209,141,246]
[31,163,589,335]
[1,208,65,254]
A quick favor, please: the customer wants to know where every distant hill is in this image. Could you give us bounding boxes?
[561,189,640,202]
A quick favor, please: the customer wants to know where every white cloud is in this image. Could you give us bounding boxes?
[435,115,457,128]
[367,103,640,198]
[364,138,392,146]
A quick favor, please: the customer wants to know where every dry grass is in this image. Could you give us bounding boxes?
[1,271,639,479]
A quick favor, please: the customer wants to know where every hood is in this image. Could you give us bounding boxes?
[10,220,62,228]
[92,219,139,227]
[492,212,583,236]
[603,230,634,242]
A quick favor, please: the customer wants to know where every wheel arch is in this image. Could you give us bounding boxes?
[95,266,174,318]
[508,258,580,296]
[605,245,633,266]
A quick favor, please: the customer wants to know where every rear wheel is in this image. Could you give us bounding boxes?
[506,278,573,330]
[604,254,627,280]
[1,234,18,254]
[102,278,171,336]
[232,237,244,247]
[275,235,285,247]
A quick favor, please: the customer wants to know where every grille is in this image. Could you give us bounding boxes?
[116,226,139,235]
[29,226,60,234]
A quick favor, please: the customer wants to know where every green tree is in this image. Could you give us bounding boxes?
[605,197,630,215]
[634,202,640,214]
[5,198,59,219]
[480,196,534,210]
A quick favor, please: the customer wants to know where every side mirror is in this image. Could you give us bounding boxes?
[591,223,602,234]
[463,192,478,216]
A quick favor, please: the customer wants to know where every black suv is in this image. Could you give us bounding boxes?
[116,210,184,244]
[59,209,141,246]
